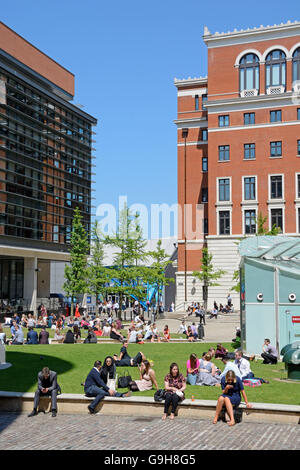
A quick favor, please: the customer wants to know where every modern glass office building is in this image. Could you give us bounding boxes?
[0,22,97,309]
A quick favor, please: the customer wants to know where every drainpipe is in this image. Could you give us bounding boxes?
[274,267,280,355]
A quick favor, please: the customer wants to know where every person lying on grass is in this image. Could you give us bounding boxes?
[113,340,146,366]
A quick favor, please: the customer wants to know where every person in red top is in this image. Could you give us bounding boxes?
[162,325,171,342]
[75,303,80,318]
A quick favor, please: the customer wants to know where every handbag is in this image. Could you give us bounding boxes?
[154,389,167,402]
[107,376,117,391]
[117,370,132,388]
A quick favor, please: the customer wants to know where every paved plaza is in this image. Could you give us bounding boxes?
[0,412,299,451]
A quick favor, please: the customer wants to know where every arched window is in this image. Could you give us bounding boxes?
[239,54,260,92]
[265,50,286,90]
[292,47,300,83]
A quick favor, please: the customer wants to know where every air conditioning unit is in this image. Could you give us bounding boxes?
[240,89,258,98]
[267,85,285,95]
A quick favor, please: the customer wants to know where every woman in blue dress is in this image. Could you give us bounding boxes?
[213,370,252,426]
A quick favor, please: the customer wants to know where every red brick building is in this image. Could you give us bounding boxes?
[175,21,300,309]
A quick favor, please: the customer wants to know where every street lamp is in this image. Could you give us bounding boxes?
[182,128,189,306]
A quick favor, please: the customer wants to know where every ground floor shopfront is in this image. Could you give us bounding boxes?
[0,245,69,314]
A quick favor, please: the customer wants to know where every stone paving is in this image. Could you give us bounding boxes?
[0,412,299,450]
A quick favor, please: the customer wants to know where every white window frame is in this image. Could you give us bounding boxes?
[268,173,284,202]
[242,175,258,203]
[242,207,257,236]
[216,176,232,204]
[268,206,285,233]
[217,207,232,236]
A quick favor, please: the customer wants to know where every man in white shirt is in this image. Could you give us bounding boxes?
[235,350,269,383]
[178,320,187,335]
[220,354,242,380]
[234,351,253,380]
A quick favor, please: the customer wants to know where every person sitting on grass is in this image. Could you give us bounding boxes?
[53,327,65,343]
[128,360,159,392]
[63,329,75,344]
[162,325,171,342]
[84,360,131,414]
[84,327,97,343]
[234,351,269,384]
[10,324,24,345]
[196,353,221,387]
[128,325,138,343]
[261,338,278,365]
[145,323,160,343]
[178,320,187,336]
[213,370,252,426]
[113,340,146,367]
[110,322,124,342]
[186,353,200,385]
[102,321,111,337]
[215,343,228,359]
[162,363,186,421]
[186,326,196,342]
[220,354,242,380]
[94,325,102,337]
[26,326,38,345]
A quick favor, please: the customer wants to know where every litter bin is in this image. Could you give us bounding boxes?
[198,323,205,340]
[282,344,300,381]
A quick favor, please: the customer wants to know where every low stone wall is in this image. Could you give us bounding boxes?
[0,392,299,424]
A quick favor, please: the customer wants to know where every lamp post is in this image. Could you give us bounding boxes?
[182,128,189,307]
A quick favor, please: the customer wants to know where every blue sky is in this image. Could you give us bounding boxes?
[2,0,299,234]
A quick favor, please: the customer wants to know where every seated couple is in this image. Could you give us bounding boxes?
[84,360,131,414]
[113,340,146,367]
[187,353,221,386]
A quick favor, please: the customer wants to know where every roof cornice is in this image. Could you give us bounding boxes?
[203,20,300,47]
[174,76,208,88]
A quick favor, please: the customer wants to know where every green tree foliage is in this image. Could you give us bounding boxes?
[88,220,110,301]
[147,239,174,314]
[104,206,148,318]
[63,207,89,314]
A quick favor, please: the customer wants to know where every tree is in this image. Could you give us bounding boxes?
[88,220,110,303]
[192,247,226,311]
[104,205,147,318]
[257,211,281,236]
[63,207,89,315]
[147,239,174,316]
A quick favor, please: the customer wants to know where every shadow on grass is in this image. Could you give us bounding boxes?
[0,347,73,432]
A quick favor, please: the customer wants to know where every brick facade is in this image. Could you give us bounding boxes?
[175,21,300,310]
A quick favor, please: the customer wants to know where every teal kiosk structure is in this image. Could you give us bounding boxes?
[239,236,300,355]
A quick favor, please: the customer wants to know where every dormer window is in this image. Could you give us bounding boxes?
[266,50,286,92]
[239,54,259,94]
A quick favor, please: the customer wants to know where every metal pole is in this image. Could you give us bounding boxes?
[182,129,189,308]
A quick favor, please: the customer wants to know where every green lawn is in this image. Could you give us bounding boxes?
[1,341,299,406]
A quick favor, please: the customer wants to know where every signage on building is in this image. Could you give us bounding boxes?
[292,316,300,323]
